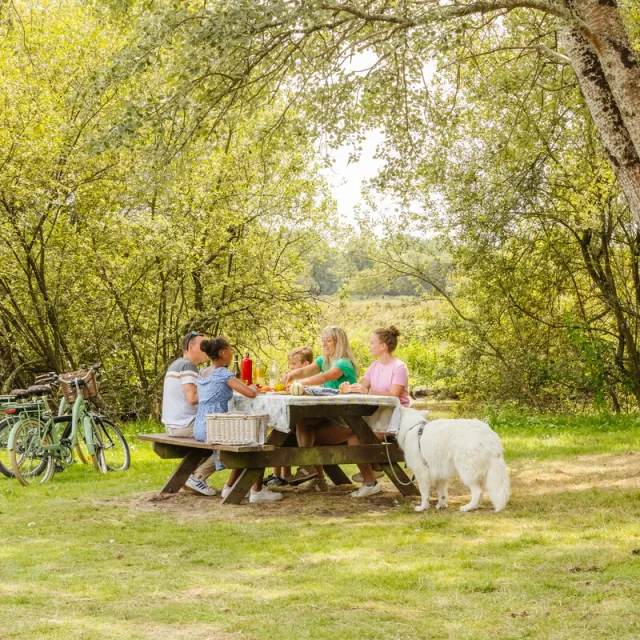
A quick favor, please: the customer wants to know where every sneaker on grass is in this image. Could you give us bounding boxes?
[185,475,217,496]
[249,487,283,503]
[351,482,381,498]
[351,470,385,483]
[266,476,288,487]
[221,484,249,500]
[287,466,318,486]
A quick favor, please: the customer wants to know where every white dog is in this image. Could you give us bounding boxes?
[397,407,510,513]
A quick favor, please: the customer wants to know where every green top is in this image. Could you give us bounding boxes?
[315,356,358,389]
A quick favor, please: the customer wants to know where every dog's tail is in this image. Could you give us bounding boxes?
[485,455,510,512]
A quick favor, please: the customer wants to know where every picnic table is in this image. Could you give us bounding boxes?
[139,393,419,504]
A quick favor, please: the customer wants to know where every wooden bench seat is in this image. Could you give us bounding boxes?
[138,433,275,452]
[140,413,419,504]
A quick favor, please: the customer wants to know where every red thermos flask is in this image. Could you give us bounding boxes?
[241,353,253,385]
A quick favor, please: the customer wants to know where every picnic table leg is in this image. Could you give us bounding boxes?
[221,468,264,505]
[323,465,352,486]
[221,429,291,505]
[343,416,420,497]
[160,450,205,494]
[378,462,420,496]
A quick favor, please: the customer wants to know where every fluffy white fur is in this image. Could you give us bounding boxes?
[397,407,510,513]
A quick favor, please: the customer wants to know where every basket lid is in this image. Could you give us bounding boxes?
[206,412,269,418]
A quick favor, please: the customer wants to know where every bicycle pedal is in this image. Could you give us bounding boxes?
[55,464,65,472]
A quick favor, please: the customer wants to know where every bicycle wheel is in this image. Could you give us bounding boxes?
[75,440,89,464]
[10,418,56,486]
[0,418,15,478]
[86,416,108,474]
[93,417,130,472]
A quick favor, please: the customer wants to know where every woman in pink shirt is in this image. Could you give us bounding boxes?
[340,325,411,497]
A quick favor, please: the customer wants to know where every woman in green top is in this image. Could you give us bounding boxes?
[286,326,358,390]
[283,325,359,492]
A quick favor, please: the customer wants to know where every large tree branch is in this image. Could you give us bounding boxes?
[318,1,587,31]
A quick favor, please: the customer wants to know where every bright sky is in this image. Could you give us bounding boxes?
[322,131,386,224]
[321,58,436,225]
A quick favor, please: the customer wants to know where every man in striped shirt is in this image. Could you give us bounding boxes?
[161,332,217,496]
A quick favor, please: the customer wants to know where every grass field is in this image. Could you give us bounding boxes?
[1,413,640,639]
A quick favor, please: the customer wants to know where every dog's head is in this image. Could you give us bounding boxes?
[396,406,429,448]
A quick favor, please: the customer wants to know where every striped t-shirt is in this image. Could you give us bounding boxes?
[161,357,198,428]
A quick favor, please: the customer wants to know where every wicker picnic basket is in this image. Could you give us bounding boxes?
[58,368,99,404]
[205,413,268,446]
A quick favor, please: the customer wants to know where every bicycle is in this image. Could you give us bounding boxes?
[7,365,130,485]
[0,380,64,478]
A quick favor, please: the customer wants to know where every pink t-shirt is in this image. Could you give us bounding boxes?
[363,358,411,407]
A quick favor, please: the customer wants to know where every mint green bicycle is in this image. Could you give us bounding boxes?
[8,365,130,485]
[0,377,80,478]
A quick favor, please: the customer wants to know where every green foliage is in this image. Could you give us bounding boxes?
[327,11,640,412]
[0,0,335,412]
[1,0,639,416]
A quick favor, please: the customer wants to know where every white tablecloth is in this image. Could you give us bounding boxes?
[229,393,402,434]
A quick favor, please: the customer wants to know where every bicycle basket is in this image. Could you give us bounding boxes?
[59,369,99,404]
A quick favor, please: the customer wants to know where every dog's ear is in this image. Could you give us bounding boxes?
[419,410,430,418]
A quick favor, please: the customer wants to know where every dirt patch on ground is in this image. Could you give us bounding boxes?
[99,451,640,520]
[512,451,640,497]
[101,482,408,521]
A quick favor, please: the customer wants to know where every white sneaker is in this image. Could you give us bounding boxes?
[351,482,381,498]
[185,475,217,496]
[221,484,249,500]
[351,470,385,483]
[249,487,283,503]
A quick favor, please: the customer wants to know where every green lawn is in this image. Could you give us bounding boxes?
[1,414,640,639]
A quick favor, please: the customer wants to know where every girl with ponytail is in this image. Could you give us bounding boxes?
[340,325,411,498]
[340,325,410,407]
[194,337,282,503]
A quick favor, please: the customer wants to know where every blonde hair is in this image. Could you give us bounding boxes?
[287,346,313,365]
[321,326,359,376]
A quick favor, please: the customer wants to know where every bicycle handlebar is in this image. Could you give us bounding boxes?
[45,364,102,386]
[35,371,58,384]
[71,364,102,386]
[34,372,57,382]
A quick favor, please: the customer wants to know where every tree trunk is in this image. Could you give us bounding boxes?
[579,228,640,406]
[570,0,640,155]
[562,26,640,223]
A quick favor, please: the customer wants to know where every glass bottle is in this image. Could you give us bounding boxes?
[231,355,241,378]
[268,359,280,388]
[255,359,266,386]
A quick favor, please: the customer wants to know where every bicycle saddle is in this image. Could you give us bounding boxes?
[10,389,29,399]
[26,384,52,396]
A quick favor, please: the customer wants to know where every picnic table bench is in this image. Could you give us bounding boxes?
[140,394,419,504]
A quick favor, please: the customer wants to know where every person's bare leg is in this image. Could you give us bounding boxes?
[228,469,242,486]
[295,421,316,446]
[226,468,263,491]
[296,421,322,477]
[346,433,376,483]
[347,431,386,483]
[312,424,352,480]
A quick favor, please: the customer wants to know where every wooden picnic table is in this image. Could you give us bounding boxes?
[139,394,419,504]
